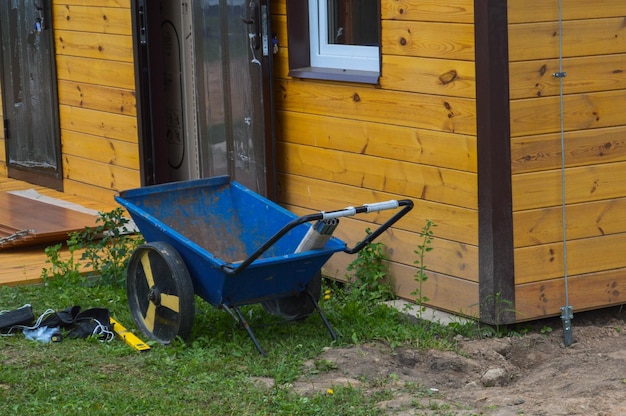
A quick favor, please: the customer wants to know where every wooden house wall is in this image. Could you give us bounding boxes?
[51,0,140,203]
[0,82,5,177]
[271,0,480,317]
[508,0,626,320]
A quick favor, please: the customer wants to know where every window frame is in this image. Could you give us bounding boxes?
[286,0,380,84]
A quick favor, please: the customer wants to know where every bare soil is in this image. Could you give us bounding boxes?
[290,307,626,415]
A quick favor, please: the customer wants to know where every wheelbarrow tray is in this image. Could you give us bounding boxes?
[115,176,346,308]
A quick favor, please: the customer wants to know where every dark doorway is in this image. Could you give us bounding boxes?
[132,0,276,199]
[0,0,62,190]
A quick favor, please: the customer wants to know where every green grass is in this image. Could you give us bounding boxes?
[0,280,467,415]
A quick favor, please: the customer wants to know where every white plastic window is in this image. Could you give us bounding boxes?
[308,0,379,72]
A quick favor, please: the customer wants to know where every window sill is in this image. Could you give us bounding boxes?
[288,67,379,84]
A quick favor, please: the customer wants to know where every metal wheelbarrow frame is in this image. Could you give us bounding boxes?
[115,176,413,355]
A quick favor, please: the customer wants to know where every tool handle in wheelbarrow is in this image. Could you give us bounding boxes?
[340,199,413,254]
[220,199,413,275]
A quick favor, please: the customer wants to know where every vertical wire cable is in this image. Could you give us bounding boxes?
[556,0,573,346]
[557,0,569,308]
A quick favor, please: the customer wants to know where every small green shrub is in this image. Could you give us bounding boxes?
[41,208,143,288]
[345,228,394,304]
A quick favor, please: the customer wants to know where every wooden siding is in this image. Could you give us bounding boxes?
[272,0,479,317]
[0,81,5,177]
[508,0,626,319]
[52,0,140,203]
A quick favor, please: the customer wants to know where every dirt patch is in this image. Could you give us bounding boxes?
[290,307,626,415]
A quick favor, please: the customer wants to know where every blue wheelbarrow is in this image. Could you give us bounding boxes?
[115,176,413,355]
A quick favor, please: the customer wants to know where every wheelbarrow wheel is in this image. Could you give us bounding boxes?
[126,242,195,344]
[262,271,322,320]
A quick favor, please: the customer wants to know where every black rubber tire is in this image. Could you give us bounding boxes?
[126,242,195,344]
[262,271,322,320]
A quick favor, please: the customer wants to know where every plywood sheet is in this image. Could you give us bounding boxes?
[0,192,98,249]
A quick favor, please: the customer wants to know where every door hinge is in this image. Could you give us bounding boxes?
[138,0,147,45]
[3,119,8,140]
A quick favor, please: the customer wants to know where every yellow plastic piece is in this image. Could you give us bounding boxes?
[110,317,151,352]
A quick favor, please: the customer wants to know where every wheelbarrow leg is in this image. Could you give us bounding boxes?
[305,291,337,341]
[225,305,267,356]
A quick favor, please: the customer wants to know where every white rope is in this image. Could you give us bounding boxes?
[0,306,56,336]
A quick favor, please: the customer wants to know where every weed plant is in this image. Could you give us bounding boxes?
[41,208,143,288]
[344,228,394,305]
[412,219,436,318]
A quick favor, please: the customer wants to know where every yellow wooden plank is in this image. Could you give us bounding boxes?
[510,90,626,137]
[280,142,477,209]
[270,0,286,16]
[275,79,477,136]
[381,55,476,99]
[59,105,137,143]
[508,0,626,24]
[55,30,134,62]
[56,55,135,90]
[515,268,626,321]
[52,4,132,35]
[381,0,474,23]
[508,18,626,62]
[390,263,479,318]
[514,233,626,284]
[0,245,97,286]
[509,54,626,100]
[382,20,475,61]
[277,111,477,172]
[53,0,129,7]
[57,80,136,116]
[513,197,626,248]
[511,126,626,174]
[63,154,140,193]
[279,174,478,245]
[512,161,626,211]
[63,179,123,205]
[61,130,139,170]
